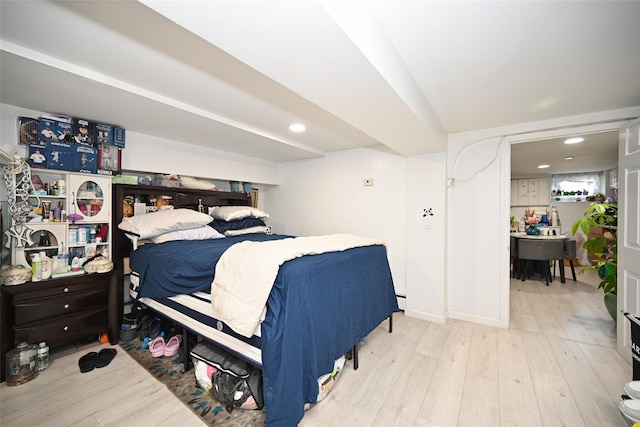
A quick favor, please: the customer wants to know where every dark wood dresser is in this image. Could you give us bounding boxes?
[0,270,118,382]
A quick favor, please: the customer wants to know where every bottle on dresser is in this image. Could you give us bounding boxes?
[39,251,52,280]
[31,253,42,282]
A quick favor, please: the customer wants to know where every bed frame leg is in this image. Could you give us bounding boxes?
[348,313,393,371]
[352,344,359,370]
[181,327,193,373]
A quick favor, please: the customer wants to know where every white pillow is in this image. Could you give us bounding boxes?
[209,206,269,221]
[151,225,225,243]
[224,225,269,236]
[179,176,217,190]
[118,208,213,239]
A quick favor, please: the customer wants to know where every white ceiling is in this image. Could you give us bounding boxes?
[510,130,619,179]
[1,1,639,173]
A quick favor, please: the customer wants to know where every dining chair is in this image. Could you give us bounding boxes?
[554,239,577,282]
[517,239,565,286]
[510,236,520,279]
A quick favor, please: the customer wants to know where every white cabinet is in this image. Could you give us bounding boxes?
[517,179,529,205]
[68,174,111,223]
[537,178,550,205]
[13,170,112,268]
[511,177,550,207]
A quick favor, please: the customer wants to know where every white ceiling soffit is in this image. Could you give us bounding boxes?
[0,49,322,162]
[0,0,381,162]
[139,0,448,156]
[139,0,640,145]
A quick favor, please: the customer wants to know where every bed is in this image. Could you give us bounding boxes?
[112,185,399,427]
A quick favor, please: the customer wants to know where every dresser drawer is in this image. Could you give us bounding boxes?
[13,280,106,303]
[14,288,107,325]
[13,308,108,347]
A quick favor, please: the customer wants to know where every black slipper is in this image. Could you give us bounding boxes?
[95,348,117,368]
[137,314,152,340]
[148,318,162,339]
[79,352,98,373]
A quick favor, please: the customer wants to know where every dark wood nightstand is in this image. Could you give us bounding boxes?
[0,270,119,382]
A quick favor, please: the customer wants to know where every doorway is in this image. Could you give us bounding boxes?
[505,128,621,329]
[510,131,619,264]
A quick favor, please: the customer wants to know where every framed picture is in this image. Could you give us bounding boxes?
[18,117,39,145]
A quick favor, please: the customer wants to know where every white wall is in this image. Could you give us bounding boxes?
[122,132,280,186]
[447,134,508,327]
[263,147,410,298]
[405,154,447,322]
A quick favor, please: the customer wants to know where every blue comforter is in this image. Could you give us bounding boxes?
[130,234,290,298]
[129,233,399,427]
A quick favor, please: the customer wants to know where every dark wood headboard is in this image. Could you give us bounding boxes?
[111,183,251,319]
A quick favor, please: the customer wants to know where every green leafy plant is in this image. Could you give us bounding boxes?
[571,202,617,294]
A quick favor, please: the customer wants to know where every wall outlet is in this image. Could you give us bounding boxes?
[363,178,374,186]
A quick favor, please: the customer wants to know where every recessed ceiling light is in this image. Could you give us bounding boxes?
[564,156,575,160]
[289,123,306,133]
[538,164,550,169]
[564,137,584,144]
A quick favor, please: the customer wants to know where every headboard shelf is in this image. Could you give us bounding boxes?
[111,183,251,319]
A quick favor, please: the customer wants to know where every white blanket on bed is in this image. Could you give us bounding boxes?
[210,233,385,337]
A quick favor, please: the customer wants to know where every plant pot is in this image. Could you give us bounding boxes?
[604,292,617,322]
[525,225,541,235]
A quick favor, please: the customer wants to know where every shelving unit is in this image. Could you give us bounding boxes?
[14,170,112,268]
[550,194,592,203]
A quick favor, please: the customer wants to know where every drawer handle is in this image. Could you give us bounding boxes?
[63,326,69,331]
[63,287,69,293]
[64,304,70,309]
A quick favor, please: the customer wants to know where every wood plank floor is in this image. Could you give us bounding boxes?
[1,268,631,426]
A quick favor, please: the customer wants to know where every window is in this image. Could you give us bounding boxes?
[551,172,601,196]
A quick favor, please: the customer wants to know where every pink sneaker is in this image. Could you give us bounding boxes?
[149,337,165,357]
[164,334,182,357]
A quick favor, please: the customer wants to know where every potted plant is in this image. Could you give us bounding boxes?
[572,202,617,321]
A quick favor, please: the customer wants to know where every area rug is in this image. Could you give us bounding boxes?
[119,341,267,426]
